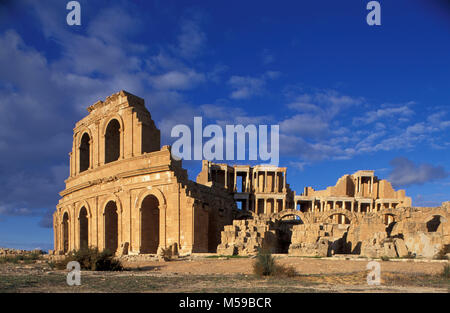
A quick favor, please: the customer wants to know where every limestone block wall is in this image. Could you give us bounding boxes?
[53,91,236,256]
[217,217,278,255]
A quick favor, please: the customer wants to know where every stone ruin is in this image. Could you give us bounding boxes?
[51,91,449,260]
[209,163,450,259]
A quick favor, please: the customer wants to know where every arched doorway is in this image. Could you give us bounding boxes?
[79,133,90,172]
[104,201,118,253]
[140,195,160,254]
[105,119,120,164]
[328,213,350,225]
[62,212,69,253]
[277,214,303,253]
[79,207,89,250]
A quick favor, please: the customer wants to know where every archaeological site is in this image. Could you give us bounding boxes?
[52,91,449,260]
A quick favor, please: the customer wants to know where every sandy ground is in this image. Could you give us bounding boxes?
[1,256,448,293]
[122,256,448,276]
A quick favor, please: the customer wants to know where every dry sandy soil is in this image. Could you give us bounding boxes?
[0,255,449,293]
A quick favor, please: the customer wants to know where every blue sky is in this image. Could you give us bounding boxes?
[0,0,449,251]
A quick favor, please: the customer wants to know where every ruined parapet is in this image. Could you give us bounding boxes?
[288,223,350,257]
[217,216,278,256]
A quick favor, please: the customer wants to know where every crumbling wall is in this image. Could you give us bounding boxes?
[288,223,349,257]
[216,217,278,255]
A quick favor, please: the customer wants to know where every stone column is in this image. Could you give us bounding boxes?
[246,171,249,193]
[224,168,228,189]
[264,171,267,193]
[358,202,361,213]
[274,172,278,193]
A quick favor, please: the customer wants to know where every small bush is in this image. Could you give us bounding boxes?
[274,264,297,277]
[442,264,450,279]
[55,247,123,271]
[253,249,297,277]
[434,245,449,260]
[158,247,172,261]
[253,250,276,276]
[0,251,42,264]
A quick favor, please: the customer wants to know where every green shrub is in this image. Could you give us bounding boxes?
[253,250,276,276]
[0,251,42,264]
[55,247,123,271]
[253,249,297,277]
[274,264,297,277]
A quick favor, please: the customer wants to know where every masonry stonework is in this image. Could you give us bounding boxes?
[53,91,449,259]
[53,91,236,256]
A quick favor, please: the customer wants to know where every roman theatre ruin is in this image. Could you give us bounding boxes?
[52,91,449,259]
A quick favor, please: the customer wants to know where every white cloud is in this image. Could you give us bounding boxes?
[149,70,205,90]
[228,71,280,99]
[176,17,207,59]
[353,104,415,125]
[389,157,448,187]
[280,114,329,139]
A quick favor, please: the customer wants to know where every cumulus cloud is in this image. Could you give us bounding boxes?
[176,15,207,59]
[228,71,280,99]
[277,86,450,164]
[149,70,205,90]
[353,103,415,125]
[280,114,329,139]
[0,2,220,228]
[388,157,449,187]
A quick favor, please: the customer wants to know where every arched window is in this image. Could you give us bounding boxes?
[63,213,69,253]
[79,207,88,250]
[104,201,118,253]
[79,133,90,172]
[140,195,160,254]
[105,119,120,164]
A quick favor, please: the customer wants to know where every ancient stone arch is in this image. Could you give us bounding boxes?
[78,206,89,250]
[135,188,167,253]
[272,209,310,224]
[135,187,167,208]
[318,208,357,224]
[61,210,70,253]
[104,119,121,164]
[103,200,119,253]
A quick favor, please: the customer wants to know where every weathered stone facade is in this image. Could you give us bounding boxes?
[53,91,236,255]
[53,90,449,259]
[210,164,449,259]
